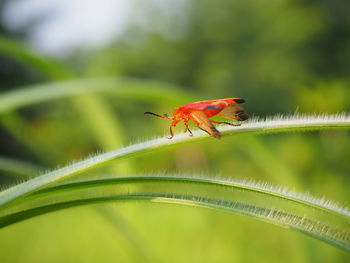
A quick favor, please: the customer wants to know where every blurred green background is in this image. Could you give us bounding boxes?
[0,0,349,262]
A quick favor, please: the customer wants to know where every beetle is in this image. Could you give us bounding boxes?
[144,97,249,139]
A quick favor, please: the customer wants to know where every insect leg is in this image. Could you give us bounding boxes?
[210,120,241,126]
[167,125,174,139]
[185,126,193,136]
[167,119,181,139]
[183,119,193,136]
[144,112,172,119]
[198,127,210,135]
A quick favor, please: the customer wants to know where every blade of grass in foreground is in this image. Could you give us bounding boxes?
[0,114,349,209]
[0,175,349,251]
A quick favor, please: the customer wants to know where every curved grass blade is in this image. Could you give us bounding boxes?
[0,175,349,251]
[0,157,40,178]
[0,77,192,172]
[0,114,349,209]
[28,176,350,217]
[0,78,193,113]
[0,36,73,80]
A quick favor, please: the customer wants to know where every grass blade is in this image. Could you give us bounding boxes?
[0,36,72,80]
[0,114,349,209]
[0,157,40,179]
[0,78,192,113]
[1,175,349,251]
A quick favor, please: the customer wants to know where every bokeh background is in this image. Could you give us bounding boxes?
[0,0,349,262]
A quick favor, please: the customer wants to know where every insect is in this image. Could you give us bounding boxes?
[145,98,249,139]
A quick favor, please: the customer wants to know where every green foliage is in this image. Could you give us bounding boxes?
[1,0,350,262]
[0,75,349,261]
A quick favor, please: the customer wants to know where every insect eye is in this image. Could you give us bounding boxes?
[233,98,245,104]
[163,114,169,117]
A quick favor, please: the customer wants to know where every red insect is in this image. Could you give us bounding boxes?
[145,98,249,139]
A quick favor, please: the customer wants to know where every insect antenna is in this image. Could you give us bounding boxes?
[144,112,173,119]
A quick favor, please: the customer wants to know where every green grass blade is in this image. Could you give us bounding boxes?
[0,78,193,113]
[0,76,191,173]
[0,114,349,209]
[71,94,133,173]
[1,175,349,251]
[0,36,73,80]
[0,38,133,171]
[16,175,350,218]
[0,157,40,179]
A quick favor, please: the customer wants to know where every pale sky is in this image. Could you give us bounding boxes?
[2,0,132,55]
